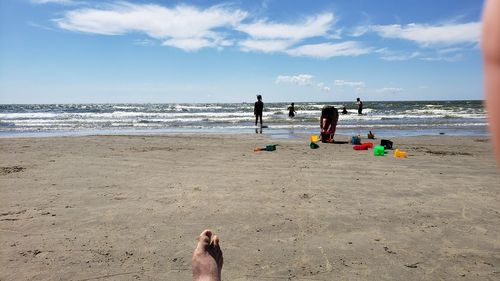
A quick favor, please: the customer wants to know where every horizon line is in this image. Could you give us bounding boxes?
[0,98,485,106]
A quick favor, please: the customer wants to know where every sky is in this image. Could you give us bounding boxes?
[0,0,485,103]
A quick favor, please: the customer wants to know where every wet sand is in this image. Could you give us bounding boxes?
[0,134,499,280]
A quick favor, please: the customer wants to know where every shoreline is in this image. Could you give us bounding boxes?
[0,126,490,139]
[1,134,498,280]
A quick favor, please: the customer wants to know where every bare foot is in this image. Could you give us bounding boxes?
[192,229,223,281]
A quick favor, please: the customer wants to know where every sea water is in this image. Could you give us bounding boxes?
[0,101,487,138]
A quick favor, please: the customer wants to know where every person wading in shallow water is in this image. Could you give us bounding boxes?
[342,106,348,115]
[254,94,264,127]
[288,102,296,118]
[356,98,363,115]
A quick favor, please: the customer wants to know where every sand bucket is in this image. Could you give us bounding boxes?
[310,135,319,142]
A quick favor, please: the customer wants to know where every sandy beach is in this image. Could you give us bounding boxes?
[0,134,499,281]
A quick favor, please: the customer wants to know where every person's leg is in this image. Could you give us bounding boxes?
[323,119,332,142]
[329,114,339,139]
[255,115,258,126]
[192,229,223,281]
[259,113,263,126]
[482,0,500,166]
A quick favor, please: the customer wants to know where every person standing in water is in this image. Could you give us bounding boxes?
[254,95,264,126]
[342,106,348,115]
[356,98,363,115]
[288,102,296,118]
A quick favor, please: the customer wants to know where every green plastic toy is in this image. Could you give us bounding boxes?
[373,145,385,156]
[310,142,319,149]
[255,144,278,152]
[265,144,277,151]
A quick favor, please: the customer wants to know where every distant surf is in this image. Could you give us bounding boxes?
[0,101,487,138]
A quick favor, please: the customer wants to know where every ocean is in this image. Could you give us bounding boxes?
[0,100,487,138]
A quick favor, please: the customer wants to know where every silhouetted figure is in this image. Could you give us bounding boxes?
[254,95,264,126]
[342,106,348,115]
[356,98,363,115]
[320,106,339,143]
[288,103,296,118]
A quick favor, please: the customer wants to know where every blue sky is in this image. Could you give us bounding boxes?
[0,0,484,103]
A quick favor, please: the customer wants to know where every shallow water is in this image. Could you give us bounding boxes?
[0,101,488,138]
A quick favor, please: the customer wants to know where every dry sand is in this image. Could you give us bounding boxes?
[0,134,499,281]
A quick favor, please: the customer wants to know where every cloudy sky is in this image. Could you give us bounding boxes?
[0,0,484,103]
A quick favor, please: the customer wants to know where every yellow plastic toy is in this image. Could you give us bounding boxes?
[310,135,319,142]
[394,149,407,158]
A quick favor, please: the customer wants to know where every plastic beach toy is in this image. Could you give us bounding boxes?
[310,142,319,149]
[380,139,393,150]
[373,145,385,156]
[310,135,319,143]
[394,149,407,158]
[353,142,374,150]
[267,145,277,151]
[353,144,368,150]
[254,144,277,152]
[362,142,373,148]
[351,136,361,145]
[368,131,375,139]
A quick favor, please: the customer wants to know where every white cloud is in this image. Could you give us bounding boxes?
[334,80,365,93]
[133,39,155,46]
[374,87,404,93]
[381,52,420,61]
[236,13,338,53]
[286,41,371,58]
[370,22,480,47]
[276,74,314,86]
[27,21,55,31]
[334,80,365,87]
[239,39,294,53]
[55,2,247,51]
[237,13,334,41]
[437,47,463,54]
[375,46,466,62]
[52,3,371,59]
[276,74,331,92]
[334,80,403,94]
[375,49,421,61]
[317,82,331,92]
[420,53,464,62]
[31,0,76,4]
[162,38,214,51]
[350,26,369,37]
[325,29,343,40]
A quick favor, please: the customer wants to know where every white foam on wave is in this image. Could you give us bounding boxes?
[0,112,59,119]
[0,102,487,135]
